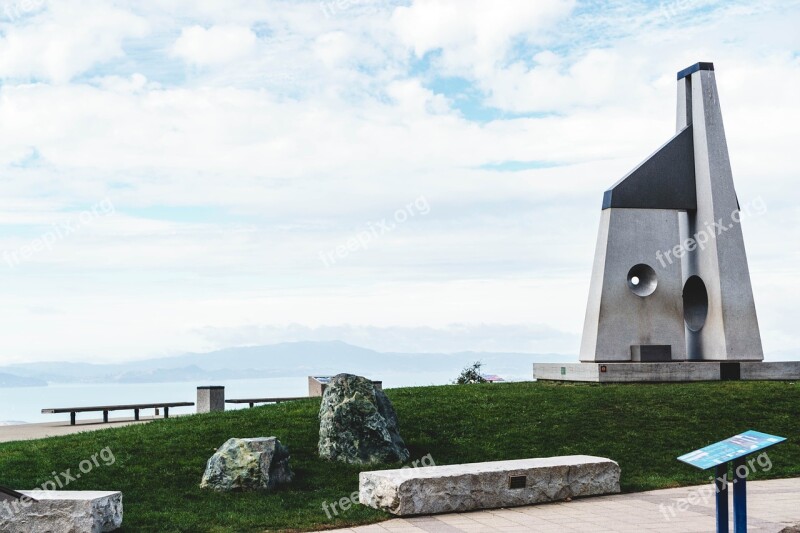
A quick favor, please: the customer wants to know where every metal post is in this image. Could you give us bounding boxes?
[733,457,747,532]
[164,406,170,418]
[103,410,109,423]
[715,463,729,533]
[134,408,140,421]
[70,412,76,426]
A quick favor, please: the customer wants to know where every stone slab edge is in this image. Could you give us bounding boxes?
[0,490,123,533]
[359,455,620,516]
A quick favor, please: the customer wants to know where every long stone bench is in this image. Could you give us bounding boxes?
[359,455,620,516]
[0,490,122,532]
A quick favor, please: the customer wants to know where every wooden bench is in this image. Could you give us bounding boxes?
[42,402,195,425]
[225,396,307,408]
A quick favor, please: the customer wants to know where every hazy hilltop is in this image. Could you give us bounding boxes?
[0,341,574,387]
[0,372,47,388]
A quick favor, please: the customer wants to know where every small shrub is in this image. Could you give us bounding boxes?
[455,361,487,384]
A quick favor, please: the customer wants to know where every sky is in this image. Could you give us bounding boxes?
[0,0,799,363]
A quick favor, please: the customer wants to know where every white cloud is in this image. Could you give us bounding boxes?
[93,73,152,93]
[386,79,452,115]
[486,49,648,113]
[392,0,574,76]
[0,1,148,83]
[0,0,799,363]
[171,25,257,67]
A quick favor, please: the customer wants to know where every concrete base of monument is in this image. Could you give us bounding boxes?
[533,361,800,383]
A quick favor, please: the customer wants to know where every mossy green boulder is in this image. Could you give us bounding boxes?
[318,374,410,464]
[200,437,293,491]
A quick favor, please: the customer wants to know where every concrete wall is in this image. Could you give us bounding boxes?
[535,361,800,383]
[580,209,687,362]
[740,362,800,380]
[535,362,721,382]
[308,376,383,396]
[598,362,720,382]
[684,69,763,361]
[533,363,600,382]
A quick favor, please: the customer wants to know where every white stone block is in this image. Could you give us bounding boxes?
[359,455,620,516]
[0,490,122,532]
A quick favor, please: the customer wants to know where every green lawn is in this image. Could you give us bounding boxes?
[1,381,798,532]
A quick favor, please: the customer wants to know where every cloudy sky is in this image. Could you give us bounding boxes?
[0,0,798,363]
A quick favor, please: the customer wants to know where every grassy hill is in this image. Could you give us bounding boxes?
[1,381,798,532]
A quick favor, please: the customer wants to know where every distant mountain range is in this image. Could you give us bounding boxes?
[0,341,575,388]
[0,372,47,388]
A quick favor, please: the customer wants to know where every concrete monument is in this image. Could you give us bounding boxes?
[581,61,762,363]
[533,62,800,382]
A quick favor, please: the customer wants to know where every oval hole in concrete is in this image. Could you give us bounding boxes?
[683,275,709,332]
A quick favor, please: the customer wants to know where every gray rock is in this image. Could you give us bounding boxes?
[318,373,409,464]
[0,490,123,532]
[359,456,621,515]
[200,437,293,491]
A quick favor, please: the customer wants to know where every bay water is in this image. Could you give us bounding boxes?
[0,370,502,425]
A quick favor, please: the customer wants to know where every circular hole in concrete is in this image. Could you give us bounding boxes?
[683,275,709,332]
[627,264,657,297]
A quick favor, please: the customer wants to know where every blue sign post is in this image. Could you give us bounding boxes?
[678,430,786,533]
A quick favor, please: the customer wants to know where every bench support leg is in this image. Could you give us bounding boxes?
[70,412,76,426]
[164,407,169,418]
[103,410,109,423]
[134,408,140,421]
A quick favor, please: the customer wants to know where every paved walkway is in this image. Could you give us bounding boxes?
[323,477,800,532]
[0,417,160,443]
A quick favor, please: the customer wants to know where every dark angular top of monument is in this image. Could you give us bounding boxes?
[602,125,697,211]
[677,62,714,80]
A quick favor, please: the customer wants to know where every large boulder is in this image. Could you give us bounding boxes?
[200,437,293,491]
[318,373,410,464]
